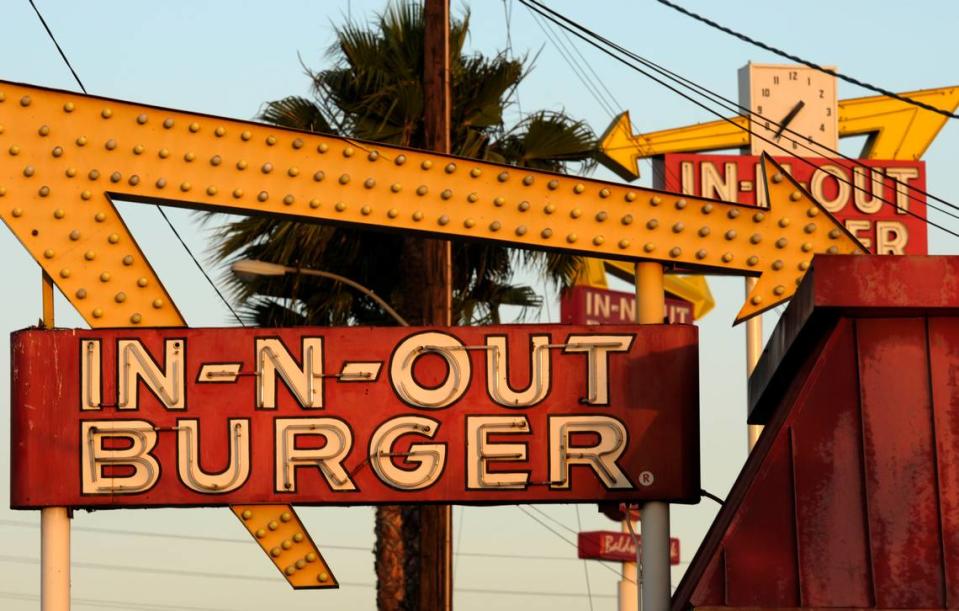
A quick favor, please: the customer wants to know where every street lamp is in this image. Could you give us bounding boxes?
[230,259,410,327]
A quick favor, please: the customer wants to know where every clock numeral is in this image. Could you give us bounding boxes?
[820,123,826,132]
[789,71,798,81]
[807,77,812,85]
[761,88,770,97]
[756,105,763,114]
[773,76,780,85]
[819,89,825,99]
[826,107,832,116]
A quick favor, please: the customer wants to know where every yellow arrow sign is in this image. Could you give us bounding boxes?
[0,82,336,589]
[599,86,959,179]
[0,81,864,324]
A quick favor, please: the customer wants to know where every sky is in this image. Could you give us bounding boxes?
[1,1,958,610]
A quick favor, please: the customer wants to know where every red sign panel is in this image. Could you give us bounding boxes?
[10,325,699,509]
[577,530,681,564]
[660,153,927,254]
[561,285,694,326]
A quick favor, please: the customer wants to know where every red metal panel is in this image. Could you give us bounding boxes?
[789,320,872,607]
[677,257,959,611]
[857,318,944,608]
[10,324,699,508]
[928,317,959,607]
[721,435,799,607]
[691,552,726,607]
[750,255,959,424]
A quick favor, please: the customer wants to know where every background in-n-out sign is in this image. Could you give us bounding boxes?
[659,153,927,255]
[10,323,701,508]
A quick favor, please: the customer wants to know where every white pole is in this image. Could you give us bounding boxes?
[744,277,763,450]
[640,503,670,611]
[41,507,70,611]
[40,271,70,611]
[619,518,639,611]
[634,262,671,611]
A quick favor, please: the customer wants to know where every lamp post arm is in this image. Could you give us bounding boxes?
[296,268,411,328]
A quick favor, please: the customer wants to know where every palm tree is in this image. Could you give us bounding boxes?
[207,3,596,609]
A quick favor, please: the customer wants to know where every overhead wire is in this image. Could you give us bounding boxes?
[518,0,959,242]
[519,1,680,207]
[545,8,679,189]
[522,0,959,225]
[525,0,959,225]
[26,0,246,325]
[0,589,240,611]
[0,555,616,599]
[575,505,596,611]
[527,9,618,120]
[655,0,959,120]
[515,505,636,583]
[0,518,610,563]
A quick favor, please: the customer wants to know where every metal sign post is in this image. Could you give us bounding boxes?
[634,262,672,611]
[39,270,71,611]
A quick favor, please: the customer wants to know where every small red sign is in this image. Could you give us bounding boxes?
[660,153,927,255]
[10,324,699,509]
[577,530,680,564]
[561,285,694,326]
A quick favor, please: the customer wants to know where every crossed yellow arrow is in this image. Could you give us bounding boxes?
[0,80,864,584]
[598,86,959,180]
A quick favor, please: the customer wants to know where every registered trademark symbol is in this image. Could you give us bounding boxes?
[638,471,655,486]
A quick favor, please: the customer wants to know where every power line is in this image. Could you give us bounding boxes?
[518,0,959,242]
[0,518,603,563]
[514,506,634,584]
[525,504,579,536]
[528,9,617,119]
[522,0,959,220]
[575,505,595,611]
[0,589,240,611]
[26,0,245,326]
[656,0,959,120]
[157,209,244,325]
[520,1,683,194]
[538,0,959,224]
[0,555,616,599]
[25,0,86,93]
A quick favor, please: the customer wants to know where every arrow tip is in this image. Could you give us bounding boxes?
[734,154,868,325]
[597,112,642,182]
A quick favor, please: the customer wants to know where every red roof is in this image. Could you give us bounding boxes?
[673,256,959,610]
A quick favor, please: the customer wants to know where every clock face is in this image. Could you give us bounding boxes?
[741,63,838,157]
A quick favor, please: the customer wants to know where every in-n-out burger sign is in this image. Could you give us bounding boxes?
[658,153,927,255]
[10,325,699,508]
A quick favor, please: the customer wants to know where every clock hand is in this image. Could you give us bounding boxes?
[773,100,806,140]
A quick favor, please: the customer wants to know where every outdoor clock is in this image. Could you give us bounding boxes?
[738,63,839,157]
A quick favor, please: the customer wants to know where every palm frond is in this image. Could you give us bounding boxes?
[207,0,598,328]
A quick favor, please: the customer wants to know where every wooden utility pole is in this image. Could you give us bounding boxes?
[374,3,452,608]
[419,1,454,609]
